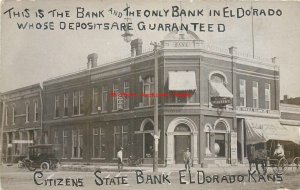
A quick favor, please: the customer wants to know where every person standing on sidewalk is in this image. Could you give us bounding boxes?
[117,147,124,172]
[183,148,191,171]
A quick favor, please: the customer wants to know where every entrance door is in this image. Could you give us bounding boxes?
[175,135,191,164]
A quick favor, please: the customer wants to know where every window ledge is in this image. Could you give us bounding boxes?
[134,105,154,109]
[62,116,69,118]
[72,114,84,117]
[101,111,108,114]
[91,158,106,160]
[25,121,30,123]
[71,157,83,160]
[91,112,98,115]
[53,117,60,120]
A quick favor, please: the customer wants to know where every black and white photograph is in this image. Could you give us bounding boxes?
[0,0,300,189]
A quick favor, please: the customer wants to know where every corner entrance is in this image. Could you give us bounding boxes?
[166,117,198,165]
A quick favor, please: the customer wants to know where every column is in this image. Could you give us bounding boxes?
[199,115,206,165]
[166,132,174,165]
[192,132,198,165]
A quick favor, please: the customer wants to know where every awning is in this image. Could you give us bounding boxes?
[245,117,300,145]
[281,124,300,145]
[210,81,233,98]
[169,71,197,91]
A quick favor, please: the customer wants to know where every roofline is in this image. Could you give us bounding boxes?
[2,83,42,96]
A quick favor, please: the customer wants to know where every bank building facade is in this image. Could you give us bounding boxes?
[1,31,299,166]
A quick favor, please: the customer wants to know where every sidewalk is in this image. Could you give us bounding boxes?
[59,163,251,174]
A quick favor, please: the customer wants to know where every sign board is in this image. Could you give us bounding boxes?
[236,106,271,113]
[230,132,238,166]
[211,97,231,107]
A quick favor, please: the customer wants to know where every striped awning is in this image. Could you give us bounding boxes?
[210,81,233,98]
[245,117,300,145]
[168,71,197,91]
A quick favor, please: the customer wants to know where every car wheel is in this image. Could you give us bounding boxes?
[41,162,50,171]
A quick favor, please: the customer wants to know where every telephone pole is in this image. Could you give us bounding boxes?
[150,42,161,172]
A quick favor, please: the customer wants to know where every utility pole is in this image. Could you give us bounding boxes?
[150,42,161,172]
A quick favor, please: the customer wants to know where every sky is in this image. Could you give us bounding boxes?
[1,0,300,99]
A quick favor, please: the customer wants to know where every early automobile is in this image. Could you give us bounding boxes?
[23,144,61,171]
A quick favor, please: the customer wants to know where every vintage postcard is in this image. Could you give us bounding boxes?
[0,0,300,189]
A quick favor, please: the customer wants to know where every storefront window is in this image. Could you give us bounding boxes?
[215,133,226,157]
[72,129,83,158]
[93,127,105,158]
[214,121,229,158]
[62,130,68,158]
[114,125,129,158]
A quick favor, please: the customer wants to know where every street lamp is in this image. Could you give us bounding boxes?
[150,42,161,172]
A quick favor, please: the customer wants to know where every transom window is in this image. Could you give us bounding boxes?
[174,124,190,132]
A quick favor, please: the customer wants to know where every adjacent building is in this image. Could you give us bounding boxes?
[1,84,42,162]
[1,31,299,166]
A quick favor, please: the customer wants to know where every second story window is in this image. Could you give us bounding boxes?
[34,101,38,121]
[265,83,271,110]
[123,81,130,109]
[239,79,246,107]
[73,91,84,115]
[252,81,259,108]
[92,88,99,113]
[12,105,16,125]
[64,93,69,116]
[25,102,29,123]
[102,87,108,112]
[5,106,8,126]
[73,92,78,115]
[54,95,59,117]
[112,83,119,111]
[143,76,154,106]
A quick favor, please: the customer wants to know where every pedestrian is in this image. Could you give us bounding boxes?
[183,148,191,171]
[117,147,124,172]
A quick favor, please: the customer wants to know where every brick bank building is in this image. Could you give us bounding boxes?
[2,31,299,166]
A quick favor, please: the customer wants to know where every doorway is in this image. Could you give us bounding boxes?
[175,135,191,163]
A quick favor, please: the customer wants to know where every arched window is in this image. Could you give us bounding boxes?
[174,124,190,132]
[209,71,227,84]
[209,71,232,108]
[143,76,154,106]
